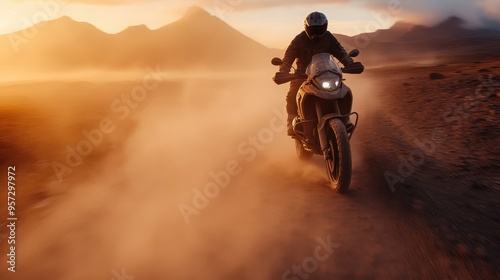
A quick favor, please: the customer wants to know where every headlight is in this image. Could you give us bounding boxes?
[315,72,341,91]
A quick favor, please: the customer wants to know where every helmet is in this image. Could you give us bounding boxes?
[304,12,328,39]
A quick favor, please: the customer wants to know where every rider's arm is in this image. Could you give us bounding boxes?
[330,35,353,66]
[279,35,300,73]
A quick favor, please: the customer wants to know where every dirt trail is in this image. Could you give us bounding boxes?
[360,64,500,278]
[0,71,495,279]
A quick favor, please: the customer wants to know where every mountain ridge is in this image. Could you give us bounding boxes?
[0,5,279,72]
[0,7,499,73]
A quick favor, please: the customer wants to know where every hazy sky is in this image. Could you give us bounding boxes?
[0,0,499,48]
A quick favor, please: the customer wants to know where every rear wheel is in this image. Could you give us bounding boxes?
[325,118,352,193]
[295,139,313,160]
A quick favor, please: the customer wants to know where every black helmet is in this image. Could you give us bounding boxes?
[304,12,328,40]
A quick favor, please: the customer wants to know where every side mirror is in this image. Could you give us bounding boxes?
[271,57,283,66]
[348,49,360,58]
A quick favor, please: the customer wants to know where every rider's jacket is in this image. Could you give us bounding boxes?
[280,31,351,74]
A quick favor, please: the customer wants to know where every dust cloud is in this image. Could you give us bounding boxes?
[0,67,377,280]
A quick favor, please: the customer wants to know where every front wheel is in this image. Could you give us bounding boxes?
[325,118,352,193]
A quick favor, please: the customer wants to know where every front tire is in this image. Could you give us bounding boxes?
[325,118,352,193]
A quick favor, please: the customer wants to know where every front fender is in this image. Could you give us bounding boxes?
[317,113,343,134]
[317,113,344,153]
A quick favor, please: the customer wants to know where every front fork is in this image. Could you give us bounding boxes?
[316,100,341,161]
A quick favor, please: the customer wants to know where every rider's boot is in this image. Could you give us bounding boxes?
[287,114,296,136]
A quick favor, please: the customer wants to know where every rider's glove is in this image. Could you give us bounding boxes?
[279,65,291,73]
[341,56,354,67]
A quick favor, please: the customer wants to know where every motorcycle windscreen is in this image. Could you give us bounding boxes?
[305,53,342,78]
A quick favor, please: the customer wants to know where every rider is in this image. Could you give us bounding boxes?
[280,12,354,136]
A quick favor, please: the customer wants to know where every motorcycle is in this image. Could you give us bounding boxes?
[271,50,364,193]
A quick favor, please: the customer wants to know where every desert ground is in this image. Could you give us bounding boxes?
[0,53,498,280]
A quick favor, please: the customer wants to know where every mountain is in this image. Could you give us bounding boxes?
[0,16,113,71]
[400,16,469,41]
[337,16,500,64]
[151,6,274,68]
[0,10,499,73]
[0,6,280,72]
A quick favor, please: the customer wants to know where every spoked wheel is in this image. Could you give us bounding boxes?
[325,118,352,193]
[295,139,313,160]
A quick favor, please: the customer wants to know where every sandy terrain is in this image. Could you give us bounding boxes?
[0,4,499,279]
[0,60,498,279]
[360,61,500,277]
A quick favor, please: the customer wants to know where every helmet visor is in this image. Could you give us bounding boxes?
[306,25,327,38]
